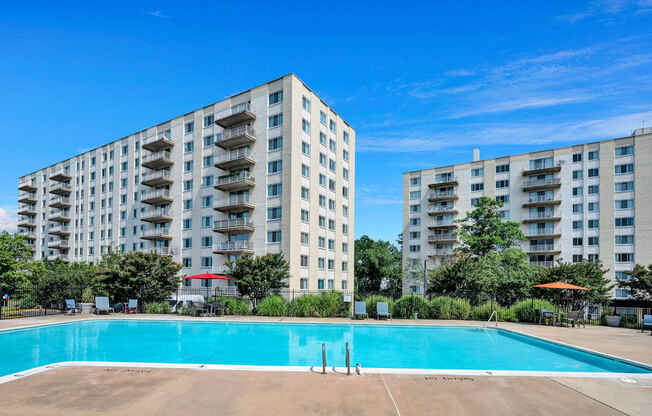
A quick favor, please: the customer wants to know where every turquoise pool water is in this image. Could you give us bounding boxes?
[0,320,649,377]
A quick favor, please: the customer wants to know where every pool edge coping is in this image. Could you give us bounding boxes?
[1,317,651,384]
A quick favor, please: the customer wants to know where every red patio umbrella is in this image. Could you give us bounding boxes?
[184,273,231,280]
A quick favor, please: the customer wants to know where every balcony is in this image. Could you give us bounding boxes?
[428,220,457,230]
[142,150,174,170]
[142,170,173,187]
[49,195,72,209]
[17,204,37,216]
[428,175,458,189]
[521,177,561,191]
[17,217,37,228]
[427,205,458,216]
[216,124,256,149]
[530,260,554,267]
[428,247,455,256]
[148,246,176,256]
[522,211,561,223]
[427,190,458,202]
[142,133,174,152]
[18,192,37,204]
[214,148,255,170]
[522,196,561,208]
[213,218,255,234]
[525,230,561,239]
[141,189,173,205]
[215,173,255,192]
[527,244,561,255]
[212,240,254,255]
[141,228,173,241]
[47,254,69,263]
[141,208,173,224]
[18,180,37,192]
[49,182,72,196]
[49,224,72,237]
[50,169,72,183]
[17,229,36,239]
[428,233,457,242]
[214,195,255,213]
[49,210,71,223]
[522,161,562,176]
[215,103,256,128]
[47,239,70,250]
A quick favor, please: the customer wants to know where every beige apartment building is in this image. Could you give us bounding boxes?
[402,128,652,298]
[16,74,355,292]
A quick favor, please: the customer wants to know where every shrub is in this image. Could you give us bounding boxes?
[318,292,348,317]
[393,295,430,319]
[288,294,322,317]
[430,297,471,320]
[257,295,287,316]
[470,302,515,322]
[207,296,250,315]
[144,301,171,314]
[364,295,394,319]
[508,299,555,323]
[81,287,94,303]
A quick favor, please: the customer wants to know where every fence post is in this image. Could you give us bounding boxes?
[322,343,326,375]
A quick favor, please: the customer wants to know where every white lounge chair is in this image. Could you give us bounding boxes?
[65,299,79,314]
[354,301,367,319]
[127,299,138,314]
[95,296,113,314]
[642,314,652,335]
[377,302,392,320]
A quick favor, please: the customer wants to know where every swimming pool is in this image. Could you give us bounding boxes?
[1,320,649,378]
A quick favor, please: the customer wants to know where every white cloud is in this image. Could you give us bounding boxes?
[0,207,17,234]
[147,10,168,18]
[559,0,650,22]
[356,185,403,206]
[445,69,475,77]
[446,94,597,119]
[357,136,448,152]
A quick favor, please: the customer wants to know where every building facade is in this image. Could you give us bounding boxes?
[402,129,652,298]
[17,74,355,292]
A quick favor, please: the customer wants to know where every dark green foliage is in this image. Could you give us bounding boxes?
[618,264,652,300]
[287,293,348,318]
[287,294,322,317]
[364,295,394,319]
[393,295,430,319]
[256,295,287,316]
[207,296,250,315]
[534,261,613,308]
[0,232,34,292]
[318,292,349,317]
[228,254,289,309]
[354,235,402,297]
[144,301,171,314]
[430,297,471,320]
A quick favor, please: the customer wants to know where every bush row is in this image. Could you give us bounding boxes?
[257,292,349,318]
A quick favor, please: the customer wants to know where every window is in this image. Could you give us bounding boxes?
[185,122,194,134]
[343,168,349,180]
[201,216,213,228]
[301,209,309,222]
[318,216,326,228]
[268,160,282,174]
[183,258,192,268]
[203,156,213,168]
[201,195,213,208]
[201,257,212,268]
[268,183,282,197]
[615,253,634,263]
[269,90,283,105]
[267,231,282,243]
[183,238,193,249]
[300,232,309,245]
[301,187,309,200]
[302,96,310,112]
[302,119,310,134]
[573,237,583,246]
[588,150,599,160]
[203,114,214,128]
[588,202,599,212]
[203,135,214,146]
[588,219,599,229]
[184,179,193,192]
[342,187,349,199]
[342,205,348,217]
[343,131,349,144]
[587,185,599,194]
[410,191,421,200]
[615,217,634,227]
[328,259,334,270]
[572,153,582,162]
[183,218,192,229]
[572,187,583,196]
[572,203,583,213]
[184,199,193,210]
[320,111,327,125]
[184,141,194,153]
[615,145,633,156]
[572,170,583,180]
[615,199,634,210]
[615,181,634,192]
[615,271,631,281]
[329,139,336,152]
[496,195,509,204]
[615,164,634,175]
[572,255,583,263]
[302,141,310,156]
[268,136,283,151]
[300,278,309,289]
[342,242,348,253]
[588,236,599,246]
[495,179,509,188]
[328,179,335,191]
[615,235,634,245]
[343,150,349,161]
[328,219,335,231]
[319,153,327,167]
[471,197,481,207]
[318,236,326,249]
[572,220,583,230]
[318,279,325,289]
[529,157,553,170]
[301,164,310,178]
[202,175,214,187]
[409,245,421,253]
[269,114,283,128]
[495,164,510,173]
[267,206,282,220]
[329,159,336,172]
[320,132,327,145]
[410,176,421,186]
[587,168,599,177]
[471,183,484,192]
[471,168,484,177]
[300,255,308,267]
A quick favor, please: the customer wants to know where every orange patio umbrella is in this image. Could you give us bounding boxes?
[533,281,588,290]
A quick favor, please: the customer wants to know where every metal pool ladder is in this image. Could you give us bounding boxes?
[488,310,498,326]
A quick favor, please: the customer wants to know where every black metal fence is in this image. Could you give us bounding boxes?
[173,287,354,301]
[0,285,72,320]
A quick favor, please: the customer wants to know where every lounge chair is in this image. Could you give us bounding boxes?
[354,301,368,320]
[95,296,113,314]
[642,315,652,335]
[127,299,138,314]
[377,302,392,320]
[564,311,585,328]
[65,299,79,314]
[539,309,554,325]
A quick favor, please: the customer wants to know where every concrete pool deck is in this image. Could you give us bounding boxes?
[0,315,651,415]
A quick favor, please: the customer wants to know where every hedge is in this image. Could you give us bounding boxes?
[257,295,287,316]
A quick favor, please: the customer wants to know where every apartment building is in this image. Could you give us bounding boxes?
[402,128,652,298]
[16,74,356,292]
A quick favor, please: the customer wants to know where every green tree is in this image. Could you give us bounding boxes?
[354,235,402,297]
[455,197,525,257]
[618,264,652,300]
[228,253,289,310]
[0,232,33,292]
[534,261,614,308]
[96,251,182,303]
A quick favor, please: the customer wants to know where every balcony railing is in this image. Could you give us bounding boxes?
[530,260,554,267]
[17,204,37,215]
[428,234,456,241]
[142,170,173,186]
[142,133,174,152]
[428,190,457,200]
[18,191,37,203]
[216,103,256,128]
[50,168,72,182]
[18,179,38,192]
[142,228,172,239]
[215,173,255,190]
[49,224,71,235]
[528,244,555,251]
[429,248,455,256]
[213,240,253,252]
[215,194,255,212]
[213,218,254,231]
[432,220,456,227]
[141,189,173,204]
[428,205,456,214]
[522,178,561,189]
[49,195,72,208]
[214,147,255,169]
[142,150,174,169]
[149,246,176,256]
[49,183,72,194]
[526,229,557,237]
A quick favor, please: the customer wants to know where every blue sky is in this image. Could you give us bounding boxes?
[1,1,651,244]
